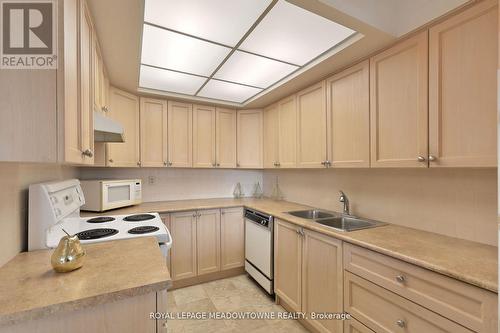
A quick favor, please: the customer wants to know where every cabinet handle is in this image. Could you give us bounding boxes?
[417,156,426,162]
[275,162,281,167]
[162,321,168,328]
[236,163,240,167]
[396,275,406,283]
[137,161,141,166]
[192,213,197,218]
[396,319,406,328]
[212,163,217,167]
[101,106,108,113]
[325,160,331,167]
[168,161,173,166]
[428,155,437,162]
[82,149,93,158]
[163,161,167,166]
[216,163,220,167]
[108,159,113,163]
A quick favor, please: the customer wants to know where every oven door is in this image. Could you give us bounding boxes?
[102,181,139,210]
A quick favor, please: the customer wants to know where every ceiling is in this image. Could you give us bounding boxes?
[87,0,470,108]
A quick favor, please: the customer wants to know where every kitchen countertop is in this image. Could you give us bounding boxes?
[83,197,498,293]
[0,237,171,326]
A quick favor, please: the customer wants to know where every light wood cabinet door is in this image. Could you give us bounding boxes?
[296,81,327,168]
[278,95,297,168]
[302,230,343,333]
[78,0,94,165]
[275,219,302,312]
[196,209,221,276]
[370,31,428,168]
[93,42,103,114]
[237,109,263,168]
[170,211,197,281]
[140,98,167,167]
[220,207,244,270]
[327,60,370,168]
[263,103,279,168]
[193,105,216,168]
[215,108,237,168]
[344,318,375,333]
[160,214,171,271]
[429,0,498,167]
[168,101,193,167]
[107,87,140,167]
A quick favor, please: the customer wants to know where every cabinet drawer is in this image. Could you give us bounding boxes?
[344,243,497,332]
[344,317,375,333]
[345,272,473,333]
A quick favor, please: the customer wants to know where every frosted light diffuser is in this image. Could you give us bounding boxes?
[239,1,356,65]
[198,80,262,103]
[144,0,271,46]
[139,65,206,95]
[214,50,298,88]
[141,24,231,76]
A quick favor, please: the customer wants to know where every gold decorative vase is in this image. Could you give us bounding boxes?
[51,229,86,273]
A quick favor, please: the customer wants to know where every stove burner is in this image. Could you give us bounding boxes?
[128,226,160,234]
[76,228,118,240]
[123,214,156,222]
[86,216,115,223]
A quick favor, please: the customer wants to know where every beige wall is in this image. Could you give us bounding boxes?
[0,163,78,266]
[263,168,497,246]
[79,168,263,202]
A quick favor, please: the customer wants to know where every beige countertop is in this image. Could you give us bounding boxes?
[83,197,498,293]
[0,237,171,326]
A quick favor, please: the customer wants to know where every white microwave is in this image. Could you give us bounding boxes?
[80,179,142,212]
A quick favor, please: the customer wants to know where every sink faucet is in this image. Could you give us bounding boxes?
[339,191,350,215]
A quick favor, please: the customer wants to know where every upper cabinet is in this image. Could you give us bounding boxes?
[168,101,193,168]
[278,95,297,168]
[327,60,370,168]
[429,0,498,167]
[370,31,428,168]
[263,103,279,168]
[193,105,216,168]
[237,109,263,168]
[140,97,168,167]
[107,87,140,167]
[215,108,237,168]
[296,81,328,168]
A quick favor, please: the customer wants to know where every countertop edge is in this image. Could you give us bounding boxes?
[0,278,171,327]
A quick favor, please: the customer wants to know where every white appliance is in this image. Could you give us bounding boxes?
[244,208,274,294]
[80,179,142,212]
[28,179,172,256]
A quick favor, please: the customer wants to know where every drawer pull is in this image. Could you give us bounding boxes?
[396,319,406,328]
[396,275,406,283]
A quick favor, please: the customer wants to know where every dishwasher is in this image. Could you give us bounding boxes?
[244,208,274,294]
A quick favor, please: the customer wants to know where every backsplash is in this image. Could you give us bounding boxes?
[263,168,497,246]
[79,168,263,202]
[0,163,78,266]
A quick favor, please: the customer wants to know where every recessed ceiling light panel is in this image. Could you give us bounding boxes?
[144,0,272,46]
[139,65,206,95]
[239,0,356,66]
[141,24,231,76]
[198,79,262,103]
[213,50,298,88]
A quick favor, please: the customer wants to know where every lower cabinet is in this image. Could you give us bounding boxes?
[344,318,375,333]
[169,207,244,284]
[274,219,343,332]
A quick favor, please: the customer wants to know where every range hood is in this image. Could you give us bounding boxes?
[94,111,124,142]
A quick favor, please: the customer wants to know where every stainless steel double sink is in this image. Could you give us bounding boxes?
[286,209,386,232]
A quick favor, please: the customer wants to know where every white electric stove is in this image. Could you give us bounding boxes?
[28,179,172,256]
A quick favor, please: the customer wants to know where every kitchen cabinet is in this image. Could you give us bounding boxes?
[170,211,197,281]
[327,60,370,168]
[370,31,428,168]
[237,109,263,168]
[274,219,302,312]
[160,214,171,271]
[302,229,343,333]
[220,207,245,270]
[168,101,193,168]
[193,105,216,168]
[140,98,168,167]
[106,87,140,167]
[263,103,279,168]
[196,209,221,275]
[278,95,297,168]
[344,318,375,333]
[215,108,237,168]
[429,0,497,167]
[93,42,103,114]
[296,81,327,168]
